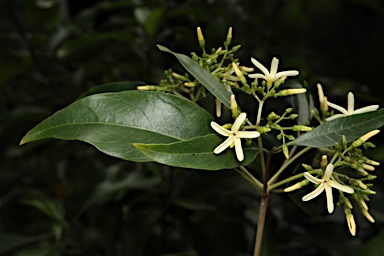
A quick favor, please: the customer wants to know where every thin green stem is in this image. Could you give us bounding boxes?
[258,137,267,179]
[268,146,311,186]
[253,194,269,256]
[236,166,264,195]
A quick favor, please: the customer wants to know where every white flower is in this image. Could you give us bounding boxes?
[248,57,299,87]
[326,92,379,121]
[210,113,260,161]
[302,163,354,213]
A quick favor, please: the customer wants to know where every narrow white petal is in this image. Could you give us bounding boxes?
[328,180,354,194]
[304,172,323,184]
[353,105,379,114]
[347,92,355,114]
[248,73,267,79]
[323,163,333,180]
[251,57,270,76]
[302,184,325,201]
[317,83,324,103]
[210,122,231,136]
[236,131,260,139]
[232,113,247,132]
[269,57,279,78]
[324,185,334,213]
[325,114,344,121]
[327,101,348,115]
[234,138,244,161]
[213,137,234,154]
[274,70,299,79]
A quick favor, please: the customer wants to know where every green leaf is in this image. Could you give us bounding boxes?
[157,45,231,108]
[79,81,145,98]
[288,109,384,148]
[20,91,214,162]
[134,134,260,170]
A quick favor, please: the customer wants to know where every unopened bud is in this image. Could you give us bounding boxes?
[365,175,377,180]
[257,126,271,134]
[289,114,299,120]
[361,208,375,223]
[184,82,196,87]
[267,112,278,121]
[171,72,188,81]
[302,164,314,172]
[285,108,293,114]
[292,125,312,132]
[239,66,254,73]
[342,196,353,209]
[364,158,380,166]
[355,180,368,190]
[232,62,247,86]
[362,164,375,171]
[352,130,380,148]
[196,27,205,49]
[284,179,309,192]
[342,135,348,146]
[231,44,241,52]
[357,167,368,176]
[230,94,239,118]
[345,210,356,236]
[282,144,289,159]
[215,98,222,118]
[223,26,232,47]
[276,88,307,97]
[321,155,328,169]
[137,85,157,91]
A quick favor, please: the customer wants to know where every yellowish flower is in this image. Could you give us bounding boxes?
[248,57,299,87]
[210,113,260,161]
[302,163,354,213]
[326,92,379,121]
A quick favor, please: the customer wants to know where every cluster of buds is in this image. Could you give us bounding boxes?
[264,108,312,158]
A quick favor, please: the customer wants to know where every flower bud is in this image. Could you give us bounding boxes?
[257,126,271,134]
[225,27,232,46]
[292,125,312,132]
[215,98,222,118]
[276,88,307,97]
[344,208,356,236]
[302,164,314,172]
[184,82,196,87]
[196,27,205,49]
[282,144,289,159]
[320,155,328,169]
[362,164,375,171]
[267,112,278,121]
[284,179,309,192]
[352,130,380,148]
[137,85,157,91]
[230,94,239,118]
[361,208,375,223]
[232,62,248,86]
[364,158,380,166]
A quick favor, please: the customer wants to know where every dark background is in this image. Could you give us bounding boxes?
[1,0,384,255]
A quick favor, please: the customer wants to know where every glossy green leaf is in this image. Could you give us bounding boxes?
[289,109,384,148]
[134,134,260,170]
[79,81,145,98]
[20,91,214,162]
[157,45,231,108]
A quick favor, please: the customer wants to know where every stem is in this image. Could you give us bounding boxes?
[258,137,267,180]
[268,146,311,186]
[236,166,264,195]
[253,194,269,256]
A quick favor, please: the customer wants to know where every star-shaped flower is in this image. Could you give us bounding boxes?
[326,92,379,121]
[302,163,354,213]
[210,113,260,161]
[248,57,299,87]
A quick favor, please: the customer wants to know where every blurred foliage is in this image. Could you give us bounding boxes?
[1,0,384,255]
